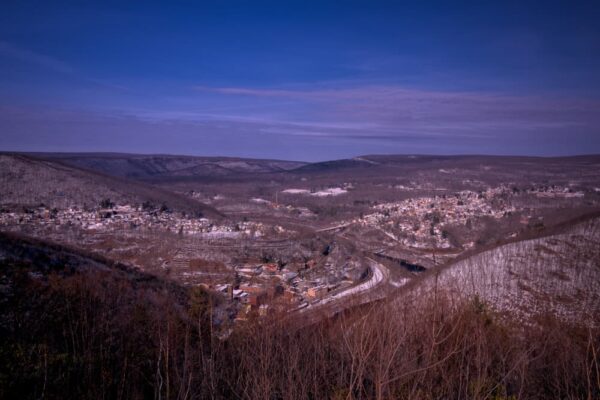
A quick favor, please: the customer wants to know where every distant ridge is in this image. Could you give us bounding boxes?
[5,152,600,181]
[26,152,307,180]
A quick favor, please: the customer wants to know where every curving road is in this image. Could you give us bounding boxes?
[300,257,389,315]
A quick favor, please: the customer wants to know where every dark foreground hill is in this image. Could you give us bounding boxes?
[0,231,202,398]
[0,231,598,399]
[0,154,222,217]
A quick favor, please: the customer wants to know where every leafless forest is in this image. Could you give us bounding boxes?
[1,232,598,399]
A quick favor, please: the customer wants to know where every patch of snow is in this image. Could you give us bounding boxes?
[282,187,348,196]
[353,157,379,165]
[282,188,310,194]
[86,223,103,230]
[390,278,409,288]
[311,187,348,197]
[198,231,242,239]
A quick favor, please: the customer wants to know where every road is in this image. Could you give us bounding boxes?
[300,257,389,316]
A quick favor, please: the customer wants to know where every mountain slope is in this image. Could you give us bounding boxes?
[409,215,600,322]
[0,154,222,217]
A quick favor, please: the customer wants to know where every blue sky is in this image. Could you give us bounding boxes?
[1,0,599,161]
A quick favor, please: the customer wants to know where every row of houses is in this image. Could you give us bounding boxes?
[0,203,284,239]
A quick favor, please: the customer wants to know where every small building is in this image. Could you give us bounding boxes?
[264,263,279,273]
[247,292,267,307]
[307,286,328,299]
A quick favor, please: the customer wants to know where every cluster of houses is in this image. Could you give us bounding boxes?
[202,258,358,321]
[354,187,519,249]
[0,203,284,239]
[528,185,585,198]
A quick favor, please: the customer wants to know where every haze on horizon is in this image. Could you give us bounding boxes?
[1,0,599,162]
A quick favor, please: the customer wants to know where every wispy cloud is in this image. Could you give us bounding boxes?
[1,100,599,159]
[0,40,129,91]
[2,83,598,159]
[193,84,600,140]
[0,40,75,74]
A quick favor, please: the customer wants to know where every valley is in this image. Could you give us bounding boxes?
[2,152,599,325]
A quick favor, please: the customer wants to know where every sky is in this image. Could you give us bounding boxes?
[0,0,599,161]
